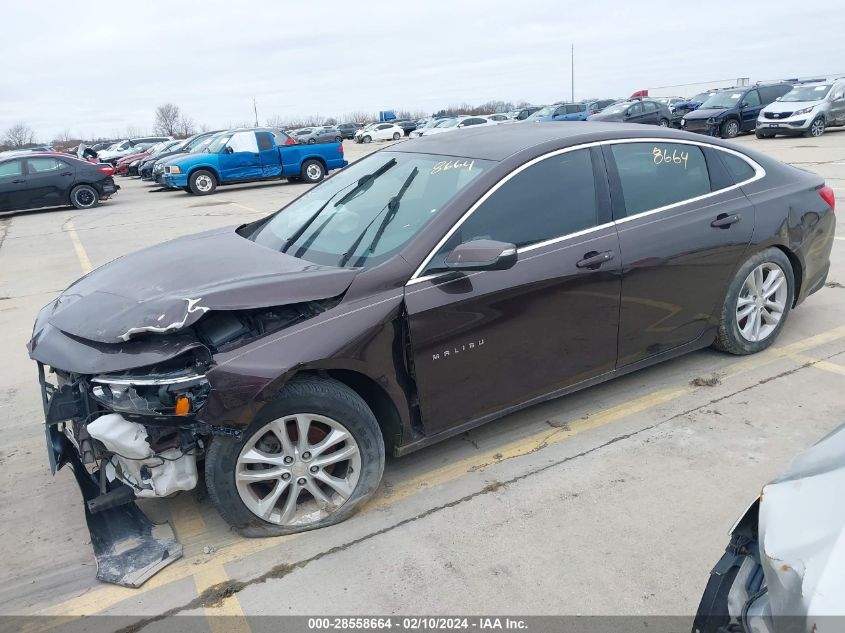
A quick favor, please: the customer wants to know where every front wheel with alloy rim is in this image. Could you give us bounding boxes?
[300,159,326,184]
[392,132,401,140]
[721,119,740,138]
[714,248,794,355]
[806,117,826,137]
[362,135,372,144]
[189,169,217,195]
[658,118,670,127]
[205,377,385,537]
[69,184,99,209]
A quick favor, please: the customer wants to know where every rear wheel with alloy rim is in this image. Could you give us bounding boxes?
[721,119,740,138]
[189,169,217,195]
[205,377,385,536]
[714,248,793,355]
[362,135,372,144]
[658,118,669,127]
[392,132,401,140]
[806,117,825,137]
[69,184,99,209]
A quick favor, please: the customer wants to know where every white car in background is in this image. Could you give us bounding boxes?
[485,113,511,122]
[415,115,499,137]
[410,118,451,138]
[354,123,404,143]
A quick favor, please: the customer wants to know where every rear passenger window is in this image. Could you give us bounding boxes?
[434,148,598,254]
[610,142,711,216]
[719,151,756,183]
[257,132,274,151]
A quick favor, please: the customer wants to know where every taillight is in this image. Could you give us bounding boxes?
[819,185,835,211]
[99,166,114,175]
[338,143,344,153]
[284,137,297,146]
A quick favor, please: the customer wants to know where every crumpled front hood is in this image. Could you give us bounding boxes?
[684,108,727,121]
[759,423,845,624]
[43,226,358,344]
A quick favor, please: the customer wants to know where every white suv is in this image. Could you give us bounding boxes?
[757,79,845,138]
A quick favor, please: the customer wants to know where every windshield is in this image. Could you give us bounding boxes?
[601,103,630,115]
[700,91,744,108]
[781,85,831,102]
[184,134,212,151]
[526,106,555,120]
[247,151,493,268]
[439,119,462,129]
[689,92,711,103]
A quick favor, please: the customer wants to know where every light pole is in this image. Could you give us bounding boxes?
[253,98,259,127]
[571,43,574,102]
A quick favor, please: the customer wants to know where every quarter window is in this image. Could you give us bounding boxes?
[719,151,756,183]
[427,148,598,270]
[610,142,711,217]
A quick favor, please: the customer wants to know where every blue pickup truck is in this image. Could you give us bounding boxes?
[160,128,347,195]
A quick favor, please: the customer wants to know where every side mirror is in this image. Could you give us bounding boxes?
[445,239,517,272]
[222,146,234,154]
[740,101,749,109]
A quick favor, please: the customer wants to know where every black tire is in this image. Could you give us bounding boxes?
[362,135,372,144]
[720,119,740,139]
[805,116,825,138]
[183,187,194,194]
[755,130,772,139]
[335,136,342,143]
[189,169,217,195]
[392,132,401,140]
[286,176,302,183]
[308,138,316,144]
[300,159,325,184]
[69,184,99,209]
[658,118,670,127]
[205,376,385,537]
[713,248,794,355]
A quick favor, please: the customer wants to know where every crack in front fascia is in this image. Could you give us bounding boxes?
[118,297,209,342]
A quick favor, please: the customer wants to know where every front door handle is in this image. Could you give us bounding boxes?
[12,178,26,184]
[711,213,741,228]
[576,250,615,269]
[60,171,73,176]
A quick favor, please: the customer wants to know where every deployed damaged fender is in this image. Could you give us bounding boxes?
[693,423,845,633]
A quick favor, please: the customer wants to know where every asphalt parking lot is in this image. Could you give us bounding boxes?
[1,131,844,630]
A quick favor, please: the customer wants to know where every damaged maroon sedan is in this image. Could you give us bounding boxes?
[28,123,834,586]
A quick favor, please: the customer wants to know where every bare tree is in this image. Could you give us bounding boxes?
[265,114,288,129]
[153,103,181,136]
[3,122,36,147]
[176,116,196,138]
[343,110,377,124]
[125,125,146,138]
[54,129,74,144]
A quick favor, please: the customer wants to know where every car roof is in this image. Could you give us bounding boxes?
[390,121,740,161]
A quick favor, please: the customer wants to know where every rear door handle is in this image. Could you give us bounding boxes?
[711,213,741,228]
[576,250,615,269]
[60,171,73,176]
[12,178,26,184]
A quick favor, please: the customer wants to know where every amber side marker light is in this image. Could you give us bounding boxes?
[174,396,191,416]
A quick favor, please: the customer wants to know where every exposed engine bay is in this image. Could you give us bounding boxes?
[34,297,341,587]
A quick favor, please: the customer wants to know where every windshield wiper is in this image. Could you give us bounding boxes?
[703,105,727,109]
[339,167,418,268]
[333,158,397,207]
[350,167,419,267]
[281,157,398,256]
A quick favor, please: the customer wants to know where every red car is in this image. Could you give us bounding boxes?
[114,140,178,176]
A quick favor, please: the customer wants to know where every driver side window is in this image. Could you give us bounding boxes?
[228,132,259,153]
[744,90,761,107]
[627,102,643,116]
[425,149,598,273]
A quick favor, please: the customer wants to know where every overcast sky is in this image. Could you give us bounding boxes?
[4,0,845,141]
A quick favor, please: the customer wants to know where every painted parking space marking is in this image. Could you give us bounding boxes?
[62,219,93,274]
[33,324,845,621]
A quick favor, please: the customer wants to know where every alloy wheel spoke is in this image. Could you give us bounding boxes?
[256,479,289,519]
[304,479,334,509]
[764,298,783,312]
[295,414,312,452]
[312,443,357,468]
[237,466,288,482]
[763,274,785,298]
[751,309,762,340]
[753,267,764,295]
[313,470,354,499]
[239,447,288,467]
[761,309,781,325]
[269,419,295,456]
[309,428,350,459]
[736,303,756,319]
[278,482,303,524]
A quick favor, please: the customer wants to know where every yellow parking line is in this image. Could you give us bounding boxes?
[787,353,845,376]
[169,499,251,633]
[223,200,264,214]
[63,220,93,274]
[35,324,845,619]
